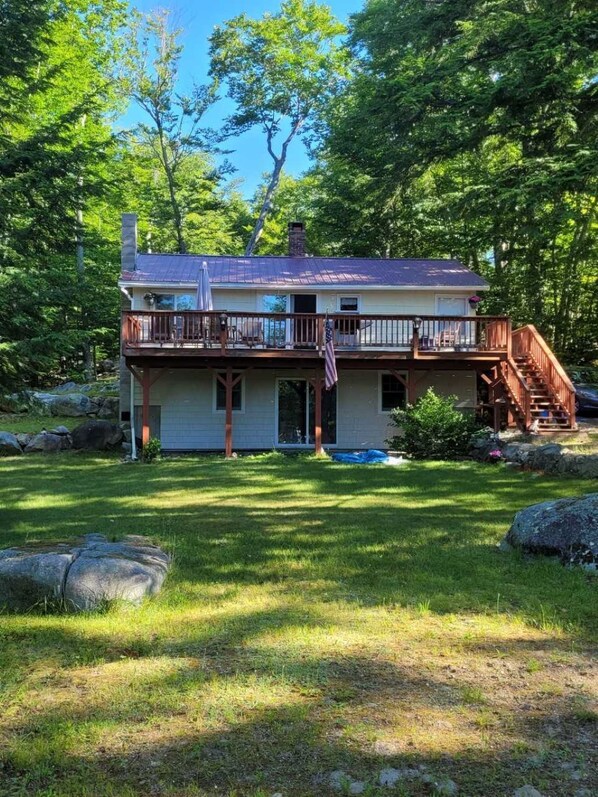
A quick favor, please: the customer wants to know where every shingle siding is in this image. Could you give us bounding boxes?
[133,369,476,451]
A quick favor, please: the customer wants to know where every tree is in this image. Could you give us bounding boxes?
[209,0,348,255]
[0,0,128,392]
[316,0,598,360]
[122,9,218,254]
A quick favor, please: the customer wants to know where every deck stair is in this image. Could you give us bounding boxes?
[501,325,576,432]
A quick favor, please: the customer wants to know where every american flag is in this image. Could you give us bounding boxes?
[325,319,338,390]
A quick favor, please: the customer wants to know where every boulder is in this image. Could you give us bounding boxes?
[0,545,75,610]
[71,419,123,450]
[51,381,78,394]
[24,432,66,453]
[0,431,22,456]
[63,535,170,610]
[0,534,170,612]
[49,393,99,417]
[503,493,598,570]
[97,396,120,419]
[15,433,33,448]
[50,425,70,435]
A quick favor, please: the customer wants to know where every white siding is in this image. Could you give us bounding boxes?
[130,287,475,315]
[134,368,476,451]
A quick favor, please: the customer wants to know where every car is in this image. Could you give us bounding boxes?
[573,382,598,415]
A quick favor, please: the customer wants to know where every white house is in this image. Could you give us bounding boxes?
[118,215,575,453]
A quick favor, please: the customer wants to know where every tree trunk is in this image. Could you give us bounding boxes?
[156,120,187,254]
[76,116,94,383]
[245,119,303,256]
[245,156,285,256]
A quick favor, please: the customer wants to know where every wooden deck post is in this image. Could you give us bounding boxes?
[314,372,323,455]
[142,367,151,447]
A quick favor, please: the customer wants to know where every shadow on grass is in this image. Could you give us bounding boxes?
[1,612,596,796]
[0,455,596,636]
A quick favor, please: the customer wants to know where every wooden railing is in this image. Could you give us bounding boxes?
[500,358,532,430]
[121,311,511,354]
[512,325,576,424]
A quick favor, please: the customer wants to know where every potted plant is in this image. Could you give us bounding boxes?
[468,295,482,309]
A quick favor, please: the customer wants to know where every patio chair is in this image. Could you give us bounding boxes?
[434,321,462,349]
[239,319,264,348]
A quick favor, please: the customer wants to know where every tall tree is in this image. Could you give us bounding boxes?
[316,0,598,360]
[0,0,127,391]
[209,0,348,255]
[122,9,218,254]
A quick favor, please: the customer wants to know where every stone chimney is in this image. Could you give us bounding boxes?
[288,221,306,257]
[121,213,138,272]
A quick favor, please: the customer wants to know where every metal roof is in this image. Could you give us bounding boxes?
[120,253,489,289]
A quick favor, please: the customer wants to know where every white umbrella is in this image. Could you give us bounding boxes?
[196,260,213,310]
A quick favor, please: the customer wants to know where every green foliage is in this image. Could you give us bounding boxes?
[388,388,479,460]
[209,0,348,254]
[142,436,161,463]
[315,0,598,360]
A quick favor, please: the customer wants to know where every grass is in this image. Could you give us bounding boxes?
[0,453,596,797]
[0,414,80,434]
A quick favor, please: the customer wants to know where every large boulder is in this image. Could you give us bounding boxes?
[49,393,99,417]
[0,545,75,610]
[71,419,123,450]
[24,432,68,453]
[63,534,170,610]
[503,493,598,570]
[0,431,22,456]
[0,534,170,612]
[97,396,120,419]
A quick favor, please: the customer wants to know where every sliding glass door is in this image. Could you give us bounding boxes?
[277,379,337,446]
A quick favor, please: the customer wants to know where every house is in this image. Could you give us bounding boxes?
[118,214,576,454]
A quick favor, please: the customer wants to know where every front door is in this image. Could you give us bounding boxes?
[291,295,317,347]
[277,378,337,446]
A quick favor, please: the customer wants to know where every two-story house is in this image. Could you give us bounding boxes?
[118,214,576,454]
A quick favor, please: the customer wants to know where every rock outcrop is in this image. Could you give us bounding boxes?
[0,534,170,611]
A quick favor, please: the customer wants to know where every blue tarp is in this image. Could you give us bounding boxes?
[331,449,391,464]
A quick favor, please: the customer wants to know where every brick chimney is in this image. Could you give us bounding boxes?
[288,221,306,257]
[121,213,138,272]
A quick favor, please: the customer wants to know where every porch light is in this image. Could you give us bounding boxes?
[413,316,422,332]
[219,312,228,331]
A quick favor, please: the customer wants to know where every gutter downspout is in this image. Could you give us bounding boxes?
[130,373,138,461]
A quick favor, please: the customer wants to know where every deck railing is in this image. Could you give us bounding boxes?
[122,311,510,355]
[512,324,576,422]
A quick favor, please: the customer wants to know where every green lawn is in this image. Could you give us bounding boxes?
[0,414,80,434]
[0,454,596,797]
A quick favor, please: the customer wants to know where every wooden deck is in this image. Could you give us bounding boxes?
[121,312,576,454]
[121,311,511,361]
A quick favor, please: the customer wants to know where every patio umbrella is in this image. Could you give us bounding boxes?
[196,260,213,310]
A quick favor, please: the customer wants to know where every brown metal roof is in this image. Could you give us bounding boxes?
[120,253,489,289]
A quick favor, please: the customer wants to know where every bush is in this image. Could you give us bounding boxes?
[142,436,161,463]
[387,388,479,460]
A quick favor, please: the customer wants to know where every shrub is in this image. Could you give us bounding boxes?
[142,436,161,463]
[387,388,479,460]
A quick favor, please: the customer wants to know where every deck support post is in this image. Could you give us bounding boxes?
[314,372,323,455]
[213,368,246,458]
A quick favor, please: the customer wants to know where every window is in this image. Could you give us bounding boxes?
[215,372,244,412]
[154,294,175,310]
[153,293,195,310]
[380,373,406,412]
[339,296,359,312]
[175,294,195,310]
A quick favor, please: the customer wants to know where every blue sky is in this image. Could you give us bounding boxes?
[122,0,363,197]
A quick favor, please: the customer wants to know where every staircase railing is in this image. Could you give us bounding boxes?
[512,325,576,427]
[500,358,532,430]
